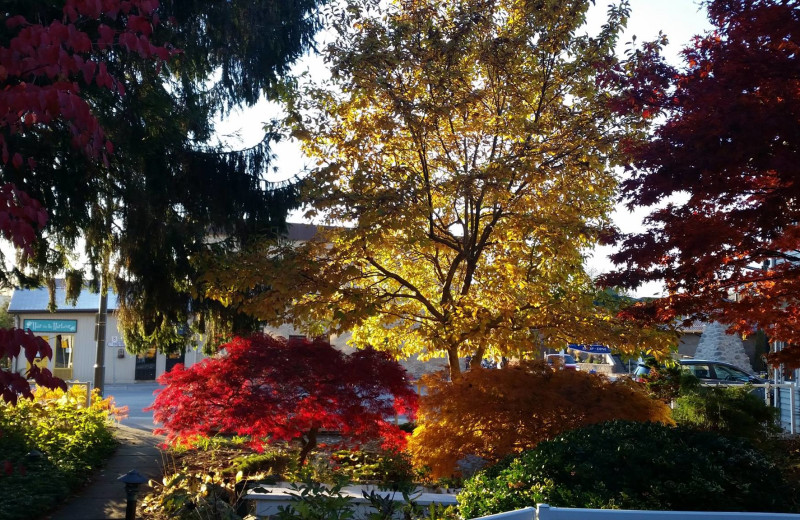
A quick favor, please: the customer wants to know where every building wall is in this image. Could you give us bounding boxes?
[12,311,205,385]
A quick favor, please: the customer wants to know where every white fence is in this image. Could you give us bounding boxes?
[471,505,800,520]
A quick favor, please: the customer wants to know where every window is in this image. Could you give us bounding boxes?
[54,334,73,370]
[684,364,711,379]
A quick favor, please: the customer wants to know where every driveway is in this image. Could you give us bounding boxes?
[103,383,162,432]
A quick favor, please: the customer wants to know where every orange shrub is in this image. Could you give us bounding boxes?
[408,361,673,477]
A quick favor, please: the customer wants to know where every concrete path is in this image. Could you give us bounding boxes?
[46,424,164,520]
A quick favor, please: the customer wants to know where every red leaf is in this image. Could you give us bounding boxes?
[97,24,115,49]
[6,16,28,29]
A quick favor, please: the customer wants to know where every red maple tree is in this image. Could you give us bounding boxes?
[151,334,418,464]
[0,0,173,402]
[602,0,800,366]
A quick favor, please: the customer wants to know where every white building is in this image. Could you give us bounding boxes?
[7,224,453,387]
[8,281,205,384]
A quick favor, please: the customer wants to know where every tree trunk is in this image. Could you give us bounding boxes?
[448,348,461,381]
[298,426,319,465]
[469,347,486,370]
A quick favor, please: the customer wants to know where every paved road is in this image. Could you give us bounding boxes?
[103,383,161,431]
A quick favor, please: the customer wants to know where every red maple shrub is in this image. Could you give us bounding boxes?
[0,329,65,404]
[151,334,418,464]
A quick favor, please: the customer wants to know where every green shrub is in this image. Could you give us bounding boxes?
[274,481,356,520]
[1,387,118,478]
[0,386,120,520]
[642,360,693,402]
[458,420,793,517]
[272,481,461,520]
[673,384,778,440]
[225,450,294,479]
[0,453,69,520]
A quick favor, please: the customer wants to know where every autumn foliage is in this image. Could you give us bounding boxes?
[408,361,672,477]
[151,334,418,464]
[198,0,676,381]
[602,0,800,366]
[1,0,173,165]
[0,329,66,404]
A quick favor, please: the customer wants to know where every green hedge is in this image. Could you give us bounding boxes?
[0,387,119,520]
[458,420,793,517]
[673,384,778,440]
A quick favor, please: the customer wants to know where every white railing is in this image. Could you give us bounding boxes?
[470,505,800,520]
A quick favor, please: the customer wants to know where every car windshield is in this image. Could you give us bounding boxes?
[713,364,751,382]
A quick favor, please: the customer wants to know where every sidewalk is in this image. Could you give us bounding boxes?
[46,424,164,520]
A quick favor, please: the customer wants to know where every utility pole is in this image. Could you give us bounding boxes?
[94,278,107,397]
[94,196,112,398]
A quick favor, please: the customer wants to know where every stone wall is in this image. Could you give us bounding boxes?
[694,322,753,372]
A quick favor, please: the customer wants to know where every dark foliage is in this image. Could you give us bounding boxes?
[458,421,795,516]
[601,0,800,367]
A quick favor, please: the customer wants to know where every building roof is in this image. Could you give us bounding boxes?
[8,281,118,313]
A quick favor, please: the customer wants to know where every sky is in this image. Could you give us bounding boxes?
[215,0,714,298]
[587,0,712,297]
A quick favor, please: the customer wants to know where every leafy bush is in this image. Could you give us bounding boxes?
[274,481,356,520]
[141,466,245,520]
[273,481,460,520]
[225,451,294,480]
[326,450,415,487]
[641,359,692,402]
[409,362,673,477]
[152,334,418,465]
[641,360,778,441]
[458,420,794,517]
[0,451,69,520]
[0,386,122,520]
[673,384,778,441]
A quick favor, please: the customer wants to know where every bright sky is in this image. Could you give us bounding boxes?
[587,0,711,297]
[215,0,714,298]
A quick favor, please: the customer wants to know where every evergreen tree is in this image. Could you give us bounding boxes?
[0,0,324,354]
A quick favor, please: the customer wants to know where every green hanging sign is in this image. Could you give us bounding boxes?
[23,319,78,333]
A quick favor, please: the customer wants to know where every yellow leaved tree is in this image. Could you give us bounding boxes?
[198,0,674,379]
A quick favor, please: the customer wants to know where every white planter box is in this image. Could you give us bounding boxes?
[246,484,458,519]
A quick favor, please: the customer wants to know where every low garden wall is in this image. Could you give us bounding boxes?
[246,484,458,519]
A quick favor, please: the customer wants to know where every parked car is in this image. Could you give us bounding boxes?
[633,359,767,385]
[546,353,579,371]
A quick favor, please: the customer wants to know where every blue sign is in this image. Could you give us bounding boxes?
[23,319,78,333]
[568,343,611,354]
